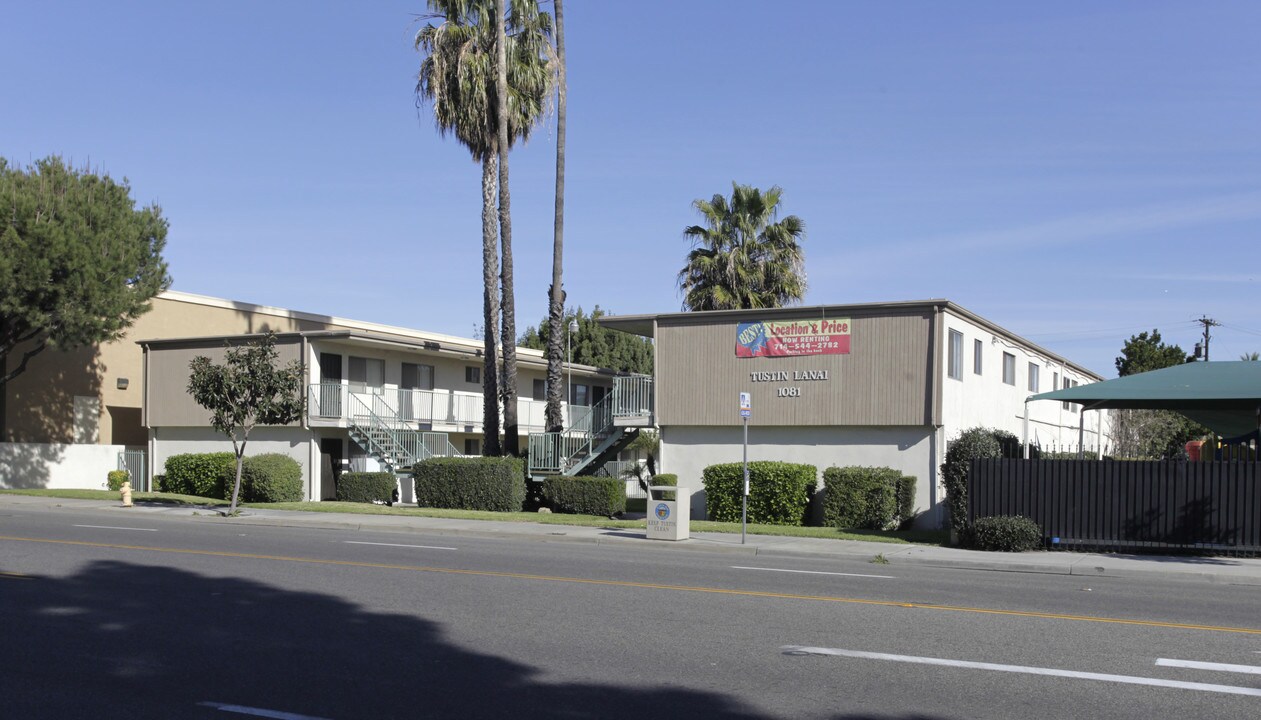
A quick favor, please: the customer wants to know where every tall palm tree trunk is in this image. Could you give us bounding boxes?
[545,0,567,435]
[496,0,520,456]
[480,154,502,456]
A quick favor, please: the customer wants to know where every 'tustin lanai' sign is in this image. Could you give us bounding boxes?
[735,319,851,358]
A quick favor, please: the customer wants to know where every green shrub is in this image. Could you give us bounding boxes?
[164,453,237,498]
[107,470,130,492]
[650,473,677,501]
[970,515,1043,552]
[702,461,817,526]
[230,453,303,503]
[940,428,1003,536]
[544,476,626,516]
[413,457,525,512]
[894,474,917,527]
[336,472,397,503]
[153,474,167,492]
[822,466,899,529]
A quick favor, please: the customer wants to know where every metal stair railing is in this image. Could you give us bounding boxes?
[528,391,621,476]
[612,375,653,418]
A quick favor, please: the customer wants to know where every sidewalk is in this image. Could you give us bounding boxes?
[5,494,1260,585]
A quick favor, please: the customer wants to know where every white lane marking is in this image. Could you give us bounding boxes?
[732,565,894,579]
[782,646,1261,698]
[344,540,457,551]
[198,701,332,719]
[73,524,157,532]
[1156,658,1261,676]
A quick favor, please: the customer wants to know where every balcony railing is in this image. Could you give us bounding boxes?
[308,384,580,432]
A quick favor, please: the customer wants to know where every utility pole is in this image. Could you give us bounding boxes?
[1194,316,1220,361]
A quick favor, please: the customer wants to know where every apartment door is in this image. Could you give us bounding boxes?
[400,362,435,422]
[319,437,344,500]
[319,353,342,417]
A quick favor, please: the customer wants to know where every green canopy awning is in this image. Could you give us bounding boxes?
[1029,361,1261,439]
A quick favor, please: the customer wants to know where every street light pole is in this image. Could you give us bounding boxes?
[567,318,578,414]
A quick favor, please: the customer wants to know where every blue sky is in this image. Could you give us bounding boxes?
[3,1,1258,377]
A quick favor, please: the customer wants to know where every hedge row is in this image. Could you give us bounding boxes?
[970,515,1042,551]
[107,470,129,492]
[650,473,677,501]
[163,452,237,497]
[822,466,917,530]
[336,472,397,504]
[413,456,525,512]
[160,452,303,503]
[543,476,625,516]
[702,461,816,526]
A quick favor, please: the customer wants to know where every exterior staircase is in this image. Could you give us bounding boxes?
[346,392,462,474]
[527,375,653,478]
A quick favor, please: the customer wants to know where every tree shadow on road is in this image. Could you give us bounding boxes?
[1,559,777,719]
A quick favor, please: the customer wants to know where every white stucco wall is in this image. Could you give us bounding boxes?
[659,425,937,525]
[0,442,129,490]
[150,426,314,498]
[939,310,1109,450]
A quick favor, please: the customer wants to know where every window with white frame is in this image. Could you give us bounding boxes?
[465,365,481,384]
[1028,363,1039,392]
[348,356,384,394]
[973,339,983,375]
[948,330,963,380]
[1064,378,1079,412]
[532,379,546,401]
[464,438,481,456]
[1002,352,1016,385]
[1062,376,1072,410]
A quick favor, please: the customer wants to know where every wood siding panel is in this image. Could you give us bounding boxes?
[147,339,303,428]
[656,311,932,426]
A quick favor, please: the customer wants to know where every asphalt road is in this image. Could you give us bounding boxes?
[1,504,1259,719]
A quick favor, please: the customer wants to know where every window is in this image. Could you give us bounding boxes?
[1002,352,1016,386]
[973,339,983,375]
[348,356,384,394]
[465,365,481,384]
[1064,378,1078,412]
[402,363,435,391]
[532,379,546,401]
[1052,371,1059,400]
[464,438,481,456]
[1028,363,1039,392]
[570,383,590,406]
[948,330,963,380]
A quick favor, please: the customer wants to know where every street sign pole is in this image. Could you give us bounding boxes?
[739,391,751,545]
[742,415,748,545]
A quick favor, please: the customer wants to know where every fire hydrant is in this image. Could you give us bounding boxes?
[120,480,133,508]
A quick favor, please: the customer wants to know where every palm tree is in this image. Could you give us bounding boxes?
[677,182,807,311]
[416,0,552,455]
[544,0,567,434]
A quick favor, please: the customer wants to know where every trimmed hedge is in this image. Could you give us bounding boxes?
[336,472,397,504]
[970,515,1043,552]
[702,461,817,526]
[413,456,525,512]
[650,473,677,501]
[822,466,898,530]
[232,453,303,503]
[164,453,237,498]
[940,428,1003,535]
[543,476,626,516]
[894,474,917,527]
[107,470,130,492]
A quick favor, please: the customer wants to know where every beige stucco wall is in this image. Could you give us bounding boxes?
[5,290,596,446]
[146,337,305,428]
[655,309,934,427]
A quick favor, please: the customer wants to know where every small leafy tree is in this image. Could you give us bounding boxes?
[940,427,1003,541]
[187,333,304,515]
[1112,329,1203,458]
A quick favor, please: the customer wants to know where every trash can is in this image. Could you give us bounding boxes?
[646,485,689,541]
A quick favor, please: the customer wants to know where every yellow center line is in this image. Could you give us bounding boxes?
[3,533,1258,635]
